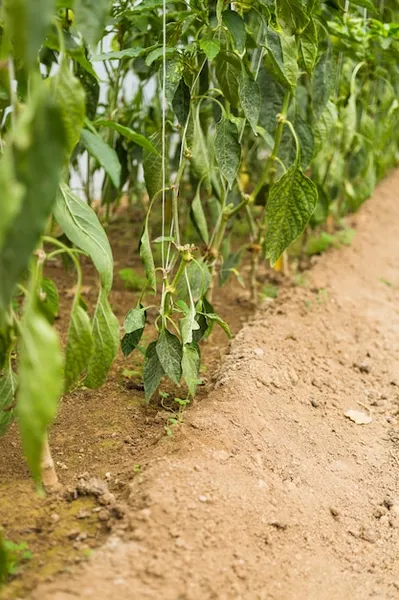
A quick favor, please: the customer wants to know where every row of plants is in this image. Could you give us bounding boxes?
[0,0,399,514]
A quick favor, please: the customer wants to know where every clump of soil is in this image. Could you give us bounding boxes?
[25,170,399,599]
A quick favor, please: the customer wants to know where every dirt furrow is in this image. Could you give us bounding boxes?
[31,171,399,600]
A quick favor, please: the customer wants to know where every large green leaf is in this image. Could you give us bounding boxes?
[215,117,241,189]
[54,184,114,292]
[312,48,334,119]
[17,300,63,482]
[313,100,338,155]
[94,120,160,155]
[0,86,67,321]
[84,291,119,388]
[144,341,165,400]
[299,18,318,75]
[156,329,182,385]
[81,129,121,188]
[258,67,286,136]
[4,0,56,67]
[50,62,85,155]
[182,343,201,397]
[0,354,17,437]
[276,0,310,33]
[172,80,191,126]
[74,0,111,48]
[64,303,94,392]
[265,165,318,265]
[165,58,184,104]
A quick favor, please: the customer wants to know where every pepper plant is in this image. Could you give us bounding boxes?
[1,0,399,495]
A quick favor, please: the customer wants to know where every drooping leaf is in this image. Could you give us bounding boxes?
[84,291,119,389]
[276,0,310,33]
[312,48,334,119]
[64,303,94,392]
[172,80,191,125]
[215,117,241,189]
[92,47,144,61]
[0,85,67,321]
[51,62,85,155]
[264,28,298,90]
[341,93,357,153]
[54,184,114,292]
[239,72,260,135]
[215,52,241,107]
[182,343,201,397]
[299,18,318,75]
[199,38,221,61]
[143,341,165,401]
[0,354,17,437]
[39,277,59,324]
[222,10,246,54]
[17,300,63,482]
[190,184,209,245]
[4,0,56,67]
[165,58,184,104]
[81,129,121,188]
[139,216,156,292]
[176,259,211,303]
[313,100,338,155]
[258,67,286,136]
[202,312,232,338]
[121,307,146,357]
[265,165,318,265]
[95,120,160,155]
[156,329,182,385]
[143,132,163,200]
[74,0,111,49]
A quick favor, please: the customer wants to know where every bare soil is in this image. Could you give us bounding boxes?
[3,171,399,599]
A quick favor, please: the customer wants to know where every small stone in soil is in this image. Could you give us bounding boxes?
[310,399,319,408]
[198,495,208,503]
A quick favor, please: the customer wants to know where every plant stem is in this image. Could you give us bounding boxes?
[41,434,60,492]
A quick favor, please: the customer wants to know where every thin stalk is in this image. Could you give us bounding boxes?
[41,434,60,492]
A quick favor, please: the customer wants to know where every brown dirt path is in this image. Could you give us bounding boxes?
[30,171,399,600]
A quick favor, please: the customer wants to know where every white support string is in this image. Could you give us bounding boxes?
[161,0,167,273]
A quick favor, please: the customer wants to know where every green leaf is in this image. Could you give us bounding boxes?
[299,18,318,75]
[182,343,201,397]
[0,329,11,371]
[17,300,63,482]
[341,93,357,153]
[179,299,200,346]
[144,341,165,401]
[352,0,374,9]
[176,259,211,303]
[94,120,160,155]
[313,100,338,155]
[64,304,94,392]
[222,10,246,54]
[74,0,111,48]
[165,58,184,104]
[215,117,241,189]
[0,85,67,321]
[265,165,318,265]
[0,533,8,585]
[92,47,144,61]
[172,80,191,126]
[39,278,59,324]
[4,0,56,67]
[215,52,241,107]
[84,291,119,388]
[264,28,298,90]
[312,48,334,119]
[143,132,163,200]
[156,329,182,385]
[0,355,17,437]
[276,0,310,33]
[258,67,286,136]
[54,184,114,292]
[81,129,121,188]
[199,38,221,61]
[203,312,232,338]
[239,72,260,135]
[145,46,176,66]
[121,307,146,357]
[139,215,156,292]
[191,183,209,245]
[51,62,85,155]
